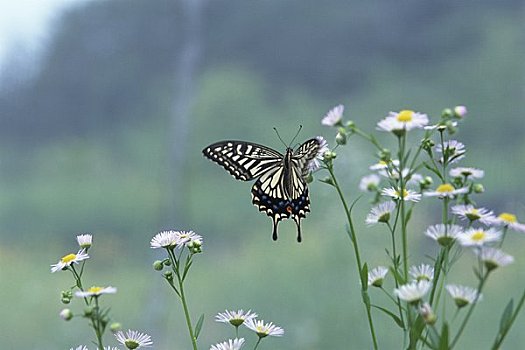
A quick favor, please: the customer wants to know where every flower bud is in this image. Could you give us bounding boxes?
[59,308,73,321]
[473,183,485,193]
[163,270,174,281]
[110,322,122,333]
[421,138,435,151]
[323,151,337,160]
[153,260,164,271]
[163,258,171,266]
[441,108,453,118]
[378,149,391,162]
[61,290,73,304]
[419,303,437,325]
[453,105,467,118]
[83,306,94,317]
[305,173,314,184]
[335,132,347,145]
[445,121,457,134]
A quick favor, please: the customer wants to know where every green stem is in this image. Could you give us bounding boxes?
[450,271,489,348]
[168,249,198,350]
[326,164,378,350]
[93,296,104,350]
[253,338,262,350]
[387,222,405,327]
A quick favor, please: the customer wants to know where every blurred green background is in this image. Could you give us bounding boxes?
[0,0,524,349]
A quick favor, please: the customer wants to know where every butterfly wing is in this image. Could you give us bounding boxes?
[202,141,283,181]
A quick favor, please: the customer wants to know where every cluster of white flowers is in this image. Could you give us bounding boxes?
[211,309,284,349]
[150,229,203,250]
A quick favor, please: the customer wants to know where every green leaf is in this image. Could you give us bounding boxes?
[438,322,449,350]
[360,263,369,291]
[408,316,425,349]
[499,299,514,332]
[371,304,404,329]
[195,313,205,339]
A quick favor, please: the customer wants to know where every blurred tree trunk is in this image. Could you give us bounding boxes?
[166,0,205,225]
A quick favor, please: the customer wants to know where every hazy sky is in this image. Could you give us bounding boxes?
[0,0,87,69]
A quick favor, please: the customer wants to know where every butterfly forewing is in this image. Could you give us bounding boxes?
[202,141,283,181]
[293,138,323,177]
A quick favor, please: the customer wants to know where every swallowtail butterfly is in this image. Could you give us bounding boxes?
[203,136,326,242]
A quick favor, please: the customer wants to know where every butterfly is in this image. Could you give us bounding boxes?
[202,136,326,242]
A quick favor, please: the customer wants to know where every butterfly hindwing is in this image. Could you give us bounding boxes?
[203,137,322,242]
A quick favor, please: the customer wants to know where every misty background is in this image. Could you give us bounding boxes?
[0,1,524,349]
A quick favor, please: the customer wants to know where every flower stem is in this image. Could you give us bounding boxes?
[253,338,262,350]
[450,271,489,348]
[168,249,198,350]
[326,163,378,350]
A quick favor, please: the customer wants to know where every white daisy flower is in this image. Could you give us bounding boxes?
[393,280,432,304]
[104,347,121,350]
[451,204,495,225]
[406,173,424,187]
[446,284,481,308]
[381,187,421,202]
[115,330,153,349]
[365,201,396,225]
[210,338,245,350]
[458,227,502,247]
[377,110,429,133]
[75,286,117,298]
[449,167,484,179]
[76,234,93,249]
[359,174,381,192]
[150,230,179,249]
[215,309,258,327]
[174,230,203,249]
[489,213,525,233]
[321,104,344,126]
[51,250,89,273]
[367,266,389,287]
[70,346,88,350]
[244,318,284,338]
[424,224,463,247]
[409,264,434,282]
[423,183,468,199]
[435,140,466,164]
[474,247,514,271]
[308,136,330,172]
[454,105,468,118]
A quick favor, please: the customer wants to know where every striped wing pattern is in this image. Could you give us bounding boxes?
[203,138,321,242]
[202,141,282,181]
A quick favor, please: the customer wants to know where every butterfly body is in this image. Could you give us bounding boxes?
[203,138,324,242]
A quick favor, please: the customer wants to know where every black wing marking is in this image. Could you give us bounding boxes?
[202,141,283,181]
[292,138,322,178]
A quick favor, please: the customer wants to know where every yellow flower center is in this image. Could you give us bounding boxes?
[397,110,414,122]
[395,189,409,198]
[88,286,103,294]
[499,212,517,223]
[436,183,455,193]
[61,253,77,263]
[471,230,486,242]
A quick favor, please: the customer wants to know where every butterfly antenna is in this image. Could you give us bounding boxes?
[273,127,288,148]
[289,125,303,147]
